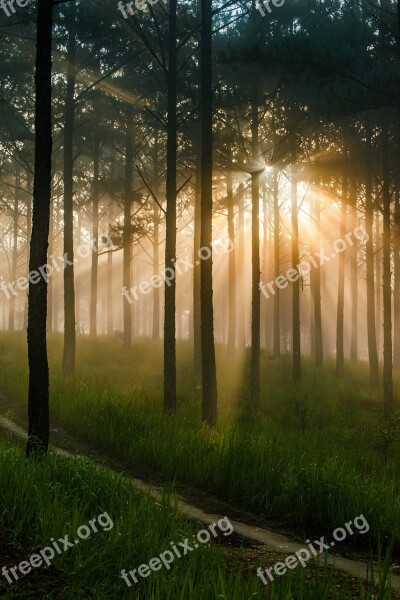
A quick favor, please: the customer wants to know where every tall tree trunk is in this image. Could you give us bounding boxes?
[336,141,347,377]
[226,153,236,356]
[291,136,301,381]
[365,124,379,385]
[24,171,33,331]
[393,187,400,370]
[349,155,358,362]
[375,212,382,357]
[164,0,177,412]
[107,203,114,337]
[27,0,53,456]
[273,171,280,358]
[152,197,160,340]
[250,93,261,406]
[62,6,77,375]
[47,181,53,334]
[123,109,133,347]
[193,141,202,378]
[200,0,217,425]
[313,181,323,367]
[382,126,393,414]
[9,171,19,332]
[238,182,245,347]
[90,140,100,338]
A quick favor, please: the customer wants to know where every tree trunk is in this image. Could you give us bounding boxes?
[200,0,217,425]
[291,137,301,381]
[365,124,379,385]
[250,93,261,406]
[393,188,400,370]
[349,156,358,362]
[273,171,280,358]
[107,203,114,337]
[164,0,177,412]
[90,140,100,338]
[193,141,202,378]
[62,6,77,375]
[238,183,246,347]
[336,142,347,377]
[24,171,33,331]
[382,126,393,415]
[313,180,323,367]
[123,109,133,347]
[152,197,160,340]
[226,154,236,356]
[27,0,53,456]
[9,171,19,332]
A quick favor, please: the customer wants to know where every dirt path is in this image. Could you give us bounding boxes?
[1,412,399,594]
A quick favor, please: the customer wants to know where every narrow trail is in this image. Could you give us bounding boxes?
[1,412,399,593]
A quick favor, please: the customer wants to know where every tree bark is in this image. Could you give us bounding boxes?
[336,142,347,377]
[90,140,100,338]
[226,153,236,357]
[123,109,133,347]
[273,171,280,358]
[62,6,77,375]
[382,126,393,415]
[250,93,261,406]
[164,0,177,412]
[365,124,379,385]
[200,0,217,425]
[291,136,301,381]
[27,0,53,456]
[9,171,19,332]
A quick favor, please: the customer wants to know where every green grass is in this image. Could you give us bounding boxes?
[0,438,394,599]
[0,332,399,554]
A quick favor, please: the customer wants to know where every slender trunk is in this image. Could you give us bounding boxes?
[349,160,358,362]
[250,93,260,406]
[394,188,400,370]
[375,212,382,357]
[365,125,379,384]
[200,0,217,425]
[24,172,33,331]
[90,140,100,338]
[47,181,53,334]
[313,180,323,367]
[382,126,393,414]
[193,142,202,378]
[123,110,133,347]
[164,0,177,412]
[273,171,280,357]
[291,137,301,380]
[9,171,19,332]
[153,197,160,339]
[27,0,53,456]
[238,183,245,347]
[336,141,347,377]
[107,203,114,337]
[62,7,77,375]
[227,153,236,356]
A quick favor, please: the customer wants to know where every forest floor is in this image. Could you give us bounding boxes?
[0,410,397,599]
[0,332,399,597]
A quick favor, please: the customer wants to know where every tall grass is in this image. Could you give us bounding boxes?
[0,440,394,599]
[0,333,399,551]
